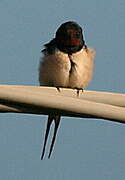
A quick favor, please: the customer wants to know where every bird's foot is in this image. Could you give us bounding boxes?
[56,86,61,92]
[75,88,84,97]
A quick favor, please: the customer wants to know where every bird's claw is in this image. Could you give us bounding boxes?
[76,88,84,96]
[56,86,84,96]
[56,87,61,92]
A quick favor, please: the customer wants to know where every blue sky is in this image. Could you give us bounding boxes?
[0,0,125,179]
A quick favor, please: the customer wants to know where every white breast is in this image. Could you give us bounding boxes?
[68,48,95,88]
[39,48,95,88]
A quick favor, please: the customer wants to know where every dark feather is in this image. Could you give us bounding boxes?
[42,38,57,56]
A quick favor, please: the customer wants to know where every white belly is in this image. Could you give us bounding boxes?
[39,48,95,88]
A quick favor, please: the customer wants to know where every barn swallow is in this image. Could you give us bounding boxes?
[39,21,95,159]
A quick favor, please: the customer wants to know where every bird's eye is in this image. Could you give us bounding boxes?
[75,32,80,38]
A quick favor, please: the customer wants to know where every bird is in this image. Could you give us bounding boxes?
[39,21,95,159]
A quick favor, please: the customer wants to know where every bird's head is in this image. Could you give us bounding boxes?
[55,21,86,54]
